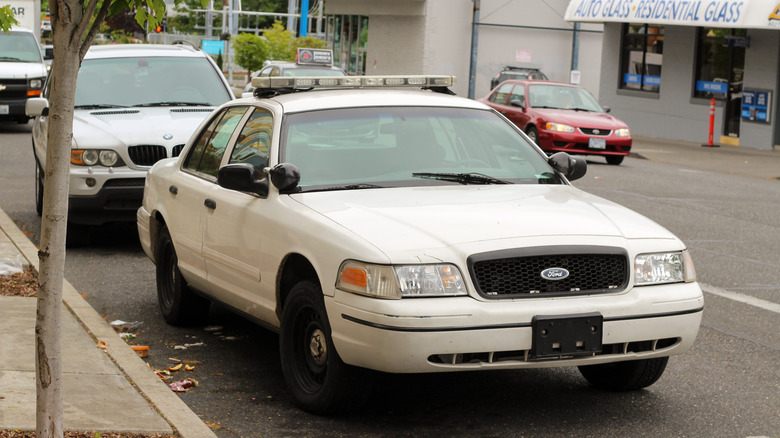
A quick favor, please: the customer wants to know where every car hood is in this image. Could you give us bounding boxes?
[533,108,628,129]
[0,62,48,78]
[291,185,676,254]
[72,107,216,148]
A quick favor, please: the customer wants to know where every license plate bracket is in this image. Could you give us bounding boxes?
[589,138,606,149]
[531,313,603,359]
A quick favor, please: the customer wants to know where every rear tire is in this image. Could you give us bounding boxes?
[155,226,210,326]
[578,357,669,391]
[606,155,625,165]
[280,280,372,414]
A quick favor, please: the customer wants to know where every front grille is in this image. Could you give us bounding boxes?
[580,128,611,136]
[0,79,29,99]
[128,145,166,166]
[469,247,628,298]
[172,144,185,157]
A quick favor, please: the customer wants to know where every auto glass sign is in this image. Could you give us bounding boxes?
[297,48,333,66]
[565,0,780,29]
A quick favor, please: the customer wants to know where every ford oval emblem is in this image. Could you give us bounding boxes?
[163,134,173,140]
[541,267,569,281]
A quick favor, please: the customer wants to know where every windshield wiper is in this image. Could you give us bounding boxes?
[412,172,513,185]
[133,101,211,107]
[570,107,593,112]
[314,183,385,192]
[0,57,22,61]
[75,104,128,109]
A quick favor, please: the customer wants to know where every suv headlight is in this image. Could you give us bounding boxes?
[545,122,575,133]
[634,250,696,286]
[337,260,468,299]
[71,149,125,167]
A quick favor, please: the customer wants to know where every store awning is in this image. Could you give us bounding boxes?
[564,0,780,30]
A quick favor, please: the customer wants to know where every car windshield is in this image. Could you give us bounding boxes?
[528,84,603,112]
[0,33,43,63]
[74,57,231,107]
[282,106,563,191]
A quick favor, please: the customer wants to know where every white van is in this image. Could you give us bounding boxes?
[0,27,48,124]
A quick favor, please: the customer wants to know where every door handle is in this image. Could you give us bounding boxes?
[204,198,217,210]
[168,185,178,195]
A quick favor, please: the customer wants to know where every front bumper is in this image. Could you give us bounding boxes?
[537,131,632,156]
[67,166,148,225]
[328,281,703,373]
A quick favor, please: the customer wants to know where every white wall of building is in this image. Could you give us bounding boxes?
[325,0,604,99]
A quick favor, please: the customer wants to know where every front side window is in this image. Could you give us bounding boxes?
[282,107,564,191]
[229,108,273,171]
[489,82,514,105]
[184,107,248,177]
[620,24,664,93]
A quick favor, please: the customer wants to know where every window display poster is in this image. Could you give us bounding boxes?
[741,89,771,123]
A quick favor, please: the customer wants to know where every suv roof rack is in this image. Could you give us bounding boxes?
[252,75,457,98]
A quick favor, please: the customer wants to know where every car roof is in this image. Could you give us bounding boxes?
[235,88,490,114]
[84,44,209,60]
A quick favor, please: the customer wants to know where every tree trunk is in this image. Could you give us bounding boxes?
[35,3,83,435]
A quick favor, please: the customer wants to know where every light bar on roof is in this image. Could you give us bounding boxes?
[251,75,456,90]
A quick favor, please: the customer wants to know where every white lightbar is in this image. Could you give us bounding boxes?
[251,75,456,90]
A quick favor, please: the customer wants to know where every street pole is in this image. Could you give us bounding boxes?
[468,0,480,99]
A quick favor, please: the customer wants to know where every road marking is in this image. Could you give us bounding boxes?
[701,283,780,314]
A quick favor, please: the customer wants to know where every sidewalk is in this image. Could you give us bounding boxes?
[0,208,217,438]
[0,137,777,436]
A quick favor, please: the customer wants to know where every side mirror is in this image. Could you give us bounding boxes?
[269,163,301,193]
[217,163,269,197]
[548,152,587,181]
[509,99,526,109]
[26,97,49,117]
[602,106,611,113]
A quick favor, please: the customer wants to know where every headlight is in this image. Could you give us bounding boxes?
[634,250,696,286]
[71,149,125,167]
[336,260,468,299]
[99,150,119,166]
[29,78,43,89]
[614,128,631,137]
[545,122,575,133]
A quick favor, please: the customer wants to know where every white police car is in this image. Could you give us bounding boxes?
[137,75,703,414]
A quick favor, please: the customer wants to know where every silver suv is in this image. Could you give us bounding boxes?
[26,44,233,229]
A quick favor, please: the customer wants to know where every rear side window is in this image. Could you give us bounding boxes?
[184,107,249,178]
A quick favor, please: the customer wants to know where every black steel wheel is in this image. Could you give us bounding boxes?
[155,225,210,326]
[578,356,669,391]
[280,280,371,414]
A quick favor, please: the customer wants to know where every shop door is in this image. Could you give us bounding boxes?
[723,38,746,138]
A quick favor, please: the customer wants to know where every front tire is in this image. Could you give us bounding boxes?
[606,155,625,165]
[155,226,210,326]
[578,357,669,391]
[34,159,44,216]
[280,280,371,414]
[525,126,539,144]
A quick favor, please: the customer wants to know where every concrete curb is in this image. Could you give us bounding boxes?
[0,209,217,438]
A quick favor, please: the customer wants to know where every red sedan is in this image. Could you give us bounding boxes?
[481,80,632,165]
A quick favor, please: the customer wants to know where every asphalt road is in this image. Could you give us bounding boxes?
[1,122,778,438]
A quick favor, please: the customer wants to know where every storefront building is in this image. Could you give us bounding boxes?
[323,0,605,100]
[565,0,780,150]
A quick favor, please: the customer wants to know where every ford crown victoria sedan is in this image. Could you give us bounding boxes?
[137,75,703,414]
